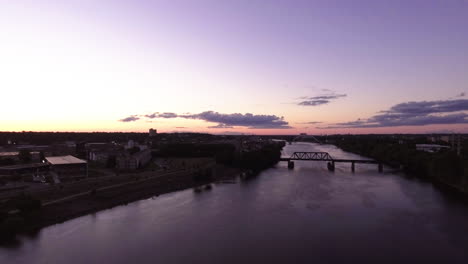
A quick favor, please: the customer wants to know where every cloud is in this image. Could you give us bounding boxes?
[456,92,466,97]
[145,113,158,118]
[120,111,292,129]
[297,91,346,106]
[190,111,291,129]
[383,99,468,115]
[207,124,234,129]
[298,100,330,106]
[145,112,178,119]
[297,121,322,124]
[119,115,140,122]
[322,99,468,129]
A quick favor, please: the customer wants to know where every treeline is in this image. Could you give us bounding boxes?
[0,194,42,241]
[0,131,150,145]
[156,141,285,172]
[237,143,285,172]
[157,143,236,163]
[331,135,468,193]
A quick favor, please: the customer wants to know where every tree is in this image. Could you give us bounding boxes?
[39,151,45,162]
[128,146,141,155]
[0,157,15,166]
[106,155,117,168]
[18,149,32,163]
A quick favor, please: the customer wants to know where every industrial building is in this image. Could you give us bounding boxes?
[45,155,88,181]
[0,163,50,182]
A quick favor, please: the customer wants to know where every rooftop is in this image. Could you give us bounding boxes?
[46,155,87,165]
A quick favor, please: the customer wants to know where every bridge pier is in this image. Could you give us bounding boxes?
[378,163,383,173]
[288,161,295,169]
[351,162,355,172]
[327,161,335,171]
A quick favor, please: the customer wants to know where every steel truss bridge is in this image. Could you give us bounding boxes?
[280,152,383,172]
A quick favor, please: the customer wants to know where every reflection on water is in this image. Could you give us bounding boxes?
[1,143,468,264]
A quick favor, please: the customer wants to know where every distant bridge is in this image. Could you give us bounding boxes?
[292,135,322,144]
[280,152,383,172]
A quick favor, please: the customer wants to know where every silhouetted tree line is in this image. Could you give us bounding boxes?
[0,157,15,166]
[0,132,151,145]
[156,141,285,172]
[331,135,468,193]
[156,143,236,162]
[237,143,285,172]
[0,194,42,241]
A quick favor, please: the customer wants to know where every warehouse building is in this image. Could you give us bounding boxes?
[46,155,88,181]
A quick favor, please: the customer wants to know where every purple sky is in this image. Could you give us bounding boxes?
[1,0,467,133]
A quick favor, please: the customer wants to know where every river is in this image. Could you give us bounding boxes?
[1,142,468,263]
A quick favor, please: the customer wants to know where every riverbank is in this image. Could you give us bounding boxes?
[0,165,241,244]
[1,140,285,243]
[330,139,468,196]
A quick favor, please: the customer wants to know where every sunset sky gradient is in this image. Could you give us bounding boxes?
[1,0,467,134]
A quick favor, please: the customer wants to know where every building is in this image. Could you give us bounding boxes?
[149,128,157,137]
[88,150,111,163]
[440,135,451,143]
[0,163,50,182]
[125,140,136,149]
[0,151,41,162]
[124,140,148,151]
[46,155,88,181]
[117,149,152,170]
[85,143,121,164]
[416,144,450,153]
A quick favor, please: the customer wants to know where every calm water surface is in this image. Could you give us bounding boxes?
[2,143,468,263]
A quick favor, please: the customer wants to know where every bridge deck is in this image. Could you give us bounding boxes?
[280,152,379,164]
[280,151,382,172]
[280,157,377,164]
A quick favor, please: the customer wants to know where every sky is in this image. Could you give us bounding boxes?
[1,0,467,135]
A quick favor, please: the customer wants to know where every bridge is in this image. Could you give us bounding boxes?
[280,152,383,172]
[291,135,323,144]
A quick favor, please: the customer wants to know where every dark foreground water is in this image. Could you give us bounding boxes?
[2,143,468,264]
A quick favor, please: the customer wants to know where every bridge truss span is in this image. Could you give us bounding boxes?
[280,151,383,172]
[290,152,334,161]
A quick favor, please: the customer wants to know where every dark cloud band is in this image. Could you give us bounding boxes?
[297,92,346,106]
[119,111,291,129]
[119,115,140,122]
[322,99,468,129]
